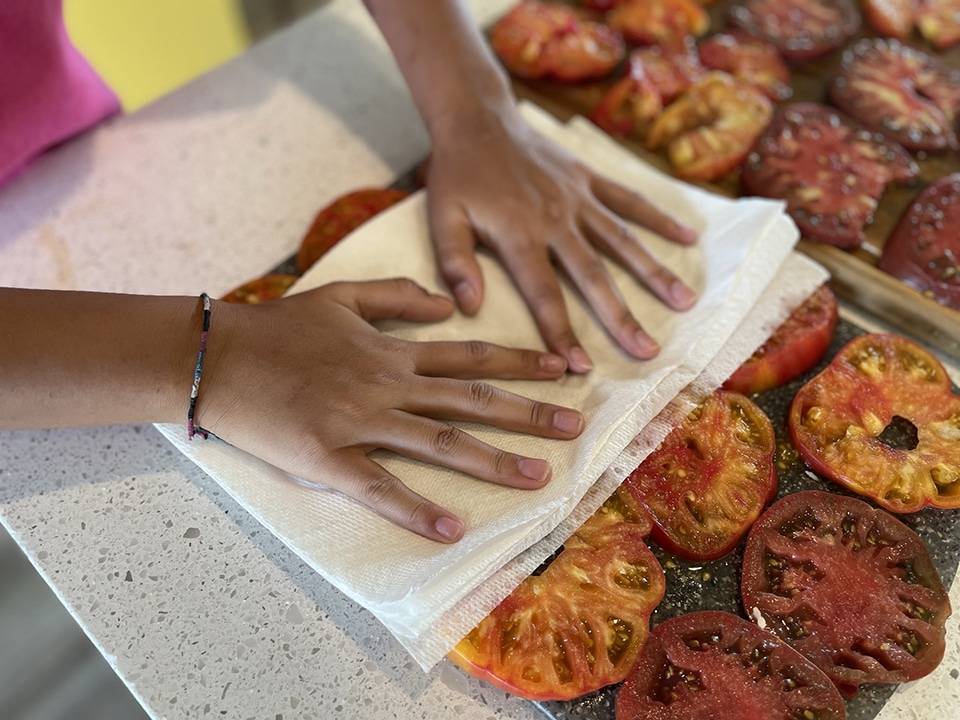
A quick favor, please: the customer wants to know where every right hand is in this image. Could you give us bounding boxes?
[199,278,585,543]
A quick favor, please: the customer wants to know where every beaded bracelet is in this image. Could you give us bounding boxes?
[187,293,212,440]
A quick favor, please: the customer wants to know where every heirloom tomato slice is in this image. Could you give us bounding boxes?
[698,31,792,101]
[296,188,409,272]
[447,486,665,701]
[490,1,625,83]
[863,0,915,38]
[789,333,960,513]
[878,173,960,310]
[741,103,919,249]
[723,284,838,395]
[829,39,960,152]
[616,611,847,720]
[727,0,861,64]
[917,0,960,49]
[220,273,298,304]
[606,0,710,47]
[624,390,777,561]
[741,490,952,696]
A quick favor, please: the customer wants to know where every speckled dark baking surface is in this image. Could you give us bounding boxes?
[533,317,960,720]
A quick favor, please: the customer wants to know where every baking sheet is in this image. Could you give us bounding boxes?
[532,316,960,720]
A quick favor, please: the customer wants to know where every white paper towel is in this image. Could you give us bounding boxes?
[157,105,828,669]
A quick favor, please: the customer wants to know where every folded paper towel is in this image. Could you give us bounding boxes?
[158,104,827,670]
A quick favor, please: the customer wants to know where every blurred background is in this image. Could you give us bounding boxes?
[1,1,324,718]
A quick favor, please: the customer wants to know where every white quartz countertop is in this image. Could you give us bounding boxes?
[1,2,958,718]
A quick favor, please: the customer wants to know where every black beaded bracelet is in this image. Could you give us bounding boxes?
[187,293,211,440]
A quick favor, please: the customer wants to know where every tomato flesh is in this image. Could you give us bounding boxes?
[789,333,960,513]
[606,0,710,47]
[724,284,838,395]
[878,173,960,311]
[447,486,665,701]
[741,490,952,696]
[863,0,915,37]
[219,274,298,304]
[616,610,846,720]
[625,390,777,561]
[697,31,792,102]
[917,0,960,49]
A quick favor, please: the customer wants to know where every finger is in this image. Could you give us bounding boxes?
[334,278,455,323]
[497,243,593,373]
[553,231,661,359]
[377,411,556,490]
[413,340,567,379]
[591,175,698,246]
[583,206,698,312]
[402,377,585,438]
[334,451,465,543]
[429,203,485,314]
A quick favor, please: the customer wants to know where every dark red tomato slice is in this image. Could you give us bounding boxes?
[724,284,838,395]
[616,611,846,720]
[698,31,792,101]
[219,273,298,304]
[829,39,960,153]
[863,0,914,38]
[741,490,952,696]
[917,0,960,49]
[741,103,919,249]
[624,390,777,561]
[727,0,861,64]
[789,333,960,513]
[296,188,409,272]
[878,173,960,310]
[606,0,710,47]
[447,486,665,701]
[490,1,625,83]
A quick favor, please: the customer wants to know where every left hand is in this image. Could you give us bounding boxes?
[424,106,699,374]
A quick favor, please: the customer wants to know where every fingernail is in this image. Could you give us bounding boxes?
[634,331,660,357]
[454,281,478,311]
[435,516,464,541]
[678,225,698,244]
[670,280,697,309]
[519,458,551,483]
[568,346,593,373]
[539,353,567,374]
[553,409,584,435]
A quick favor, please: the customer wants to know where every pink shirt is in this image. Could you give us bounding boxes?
[0,0,120,185]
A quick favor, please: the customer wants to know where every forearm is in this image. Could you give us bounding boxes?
[0,289,200,430]
[362,0,516,138]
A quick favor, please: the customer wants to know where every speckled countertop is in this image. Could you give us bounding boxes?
[0,2,957,719]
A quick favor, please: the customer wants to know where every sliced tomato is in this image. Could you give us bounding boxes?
[490,1,626,82]
[219,273,298,304]
[296,188,409,272]
[917,0,960,49]
[723,284,838,395]
[448,486,665,701]
[863,0,915,37]
[697,31,792,101]
[878,173,960,310]
[741,103,919,249]
[616,611,847,720]
[606,0,710,47]
[727,0,861,63]
[789,333,960,513]
[625,390,777,561]
[646,72,774,181]
[741,490,952,696]
[829,39,960,153]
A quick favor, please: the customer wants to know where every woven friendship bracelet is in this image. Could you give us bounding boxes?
[187,293,212,440]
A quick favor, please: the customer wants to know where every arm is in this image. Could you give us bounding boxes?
[364,0,698,372]
[0,281,584,542]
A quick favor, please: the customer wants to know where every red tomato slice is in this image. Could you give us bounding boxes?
[490,1,626,82]
[741,103,919,249]
[829,39,960,153]
[606,0,710,46]
[741,490,952,696]
[616,611,847,720]
[296,188,409,272]
[219,273,298,304]
[698,31,792,101]
[723,284,838,395]
[789,333,960,513]
[447,486,665,701]
[917,0,960,49]
[878,173,960,310]
[863,0,915,38]
[625,390,777,561]
[727,0,861,63]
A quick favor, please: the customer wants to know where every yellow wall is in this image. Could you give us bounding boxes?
[64,0,251,112]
